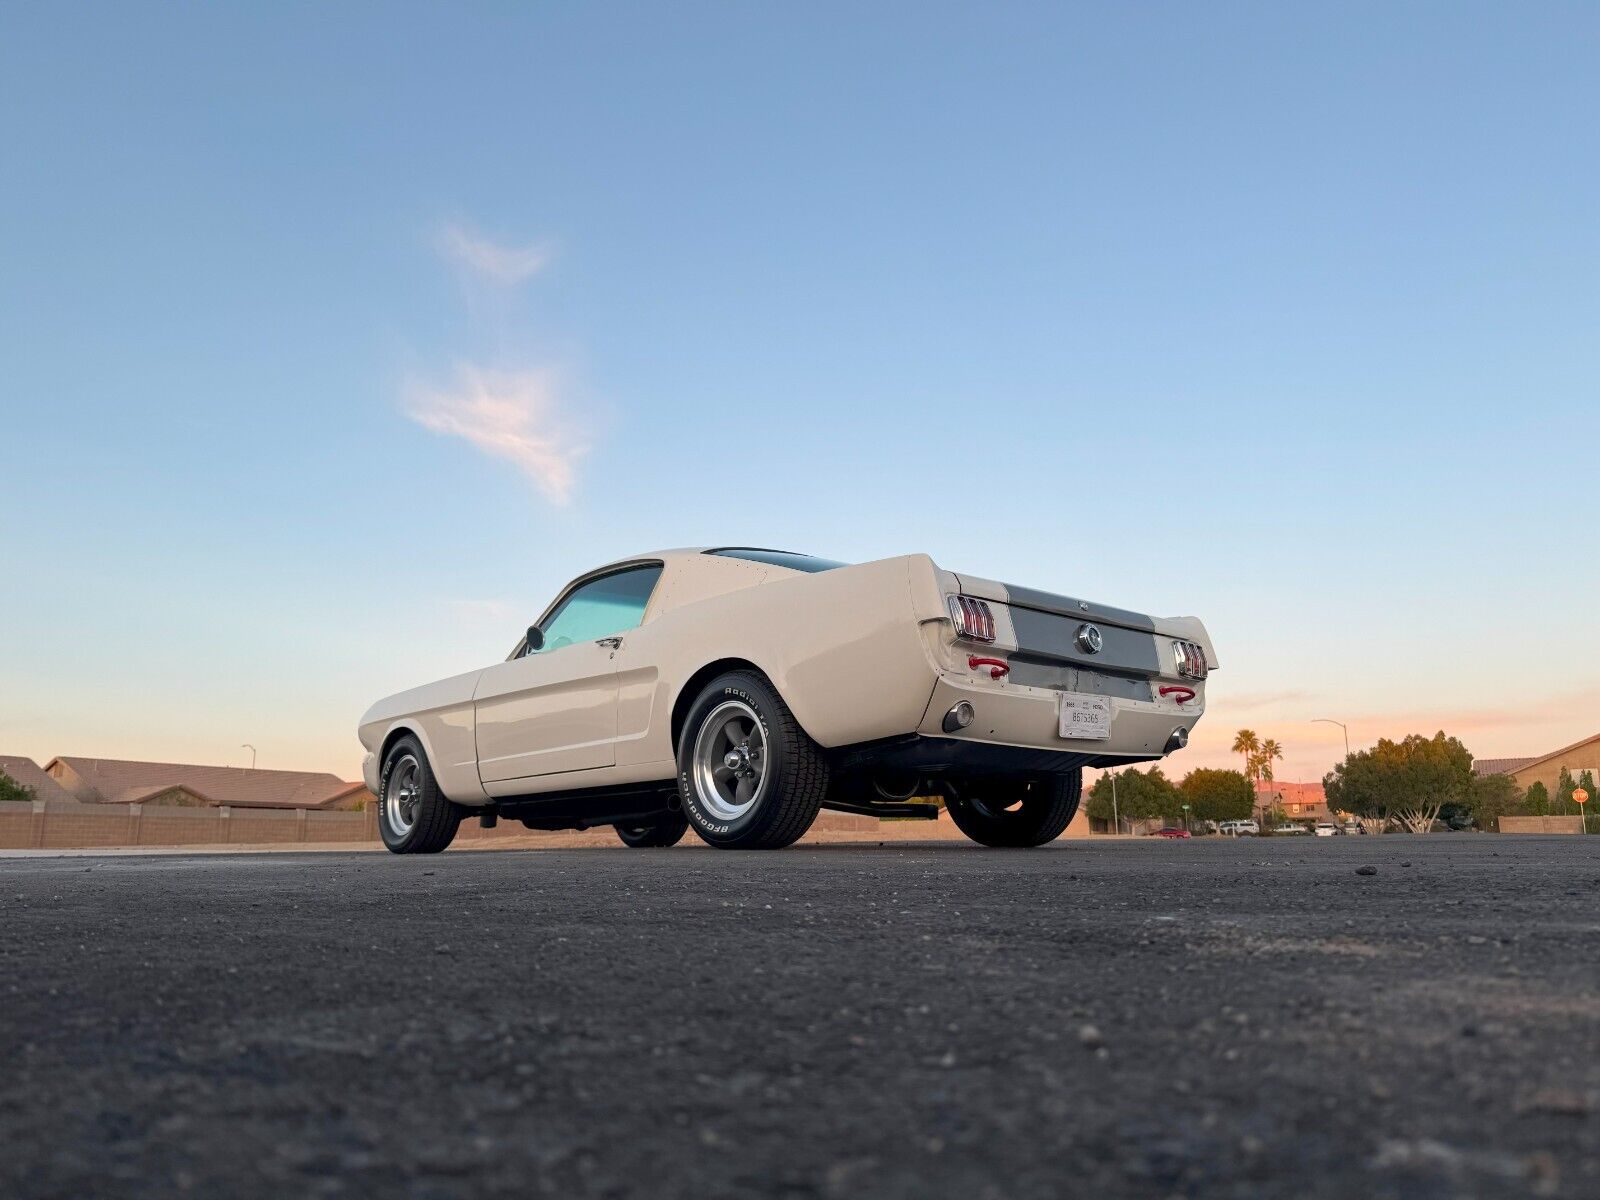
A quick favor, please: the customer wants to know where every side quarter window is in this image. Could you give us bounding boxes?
[530,564,663,654]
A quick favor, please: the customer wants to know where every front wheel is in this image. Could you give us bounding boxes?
[944,771,1082,848]
[377,736,462,854]
[677,671,828,849]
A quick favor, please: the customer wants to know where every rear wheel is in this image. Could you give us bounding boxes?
[615,812,689,848]
[677,671,828,849]
[377,736,462,854]
[944,771,1082,848]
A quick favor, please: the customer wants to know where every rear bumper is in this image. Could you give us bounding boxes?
[908,672,1204,766]
[832,734,1122,777]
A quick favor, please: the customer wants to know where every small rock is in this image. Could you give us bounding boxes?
[1522,1088,1591,1117]
[1356,866,1378,876]
[1078,1024,1104,1050]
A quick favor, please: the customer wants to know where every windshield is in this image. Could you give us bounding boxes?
[705,548,849,573]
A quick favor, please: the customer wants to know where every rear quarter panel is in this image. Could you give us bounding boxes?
[617,554,940,767]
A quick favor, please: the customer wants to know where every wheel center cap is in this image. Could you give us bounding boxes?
[724,750,745,772]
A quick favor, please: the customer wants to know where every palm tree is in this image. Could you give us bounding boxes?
[1259,738,1284,784]
[1231,729,1261,781]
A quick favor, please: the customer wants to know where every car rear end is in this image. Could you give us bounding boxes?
[897,560,1216,774]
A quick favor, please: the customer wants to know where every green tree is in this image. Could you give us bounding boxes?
[1323,732,1474,834]
[1180,768,1254,823]
[1465,773,1522,830]
[1578,770,1597,833]
[1087,767,1182,827]
[1556,767,1576,810]
[0,769,35,804]
[1524,780,1551,816]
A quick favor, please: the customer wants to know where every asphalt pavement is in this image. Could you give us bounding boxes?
[2,835,1597,1198]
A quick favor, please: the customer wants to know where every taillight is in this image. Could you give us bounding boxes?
[947,594,996,643]
[1173,639,1208,680]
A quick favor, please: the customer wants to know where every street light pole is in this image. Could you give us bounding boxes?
[242,744,257,770]
[1110,772,1120,836]
[1312,719,1350,759]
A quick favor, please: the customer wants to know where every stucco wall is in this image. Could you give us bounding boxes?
[1497,815,1585,834]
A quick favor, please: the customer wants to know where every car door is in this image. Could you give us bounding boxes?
[473,563,664,783]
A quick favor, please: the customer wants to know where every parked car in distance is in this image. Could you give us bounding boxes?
[1218,819,1259,836]
[1150,827,1192,839]
[1274,821,1311,835]
[359,548,1218,852]
[1314,821,1338,837]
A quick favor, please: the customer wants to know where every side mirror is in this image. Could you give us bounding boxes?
[524,625,544,654]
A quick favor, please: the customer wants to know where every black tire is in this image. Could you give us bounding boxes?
[945,771,1082,848]
[616,812,689,848]
[677,671,828,849]
[377,736,462,854]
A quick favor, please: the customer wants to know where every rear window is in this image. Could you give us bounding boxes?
[706,548,849,574]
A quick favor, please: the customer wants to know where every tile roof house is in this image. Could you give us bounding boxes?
[1499,733,1600,796]
[1473,756,1539,778]
[42,757,370,810]
[1254,779,1329,819]
[0,756,80,804]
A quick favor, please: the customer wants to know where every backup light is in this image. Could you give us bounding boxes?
[947,595,996,643]
[934,704,972,732]
[943,701,976,733]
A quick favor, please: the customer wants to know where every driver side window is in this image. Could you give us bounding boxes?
[530,564,663,654]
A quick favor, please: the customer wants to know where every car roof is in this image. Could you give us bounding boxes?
[587,547,828,573]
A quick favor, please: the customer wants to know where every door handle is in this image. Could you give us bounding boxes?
[595,636,623,649]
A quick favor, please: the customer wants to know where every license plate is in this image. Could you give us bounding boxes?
[1058,693,1112,740]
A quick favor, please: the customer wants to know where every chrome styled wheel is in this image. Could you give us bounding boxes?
[384,753,421,837]
[376,736,461,854]
[691,700,768,822]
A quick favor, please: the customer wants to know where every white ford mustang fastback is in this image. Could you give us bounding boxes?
[359,548,1216,852]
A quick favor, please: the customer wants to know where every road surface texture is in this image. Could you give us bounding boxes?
[2,835,1596,1199]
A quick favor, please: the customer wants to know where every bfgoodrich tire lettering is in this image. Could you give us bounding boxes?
[677,671,828,849]
[377,735,462,854]
[945,771,1082,848]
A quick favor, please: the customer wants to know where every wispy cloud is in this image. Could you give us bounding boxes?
[436,223,552,286]
[405,365,585,503]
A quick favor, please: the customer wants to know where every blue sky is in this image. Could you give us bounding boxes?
[3,3,1596,782]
